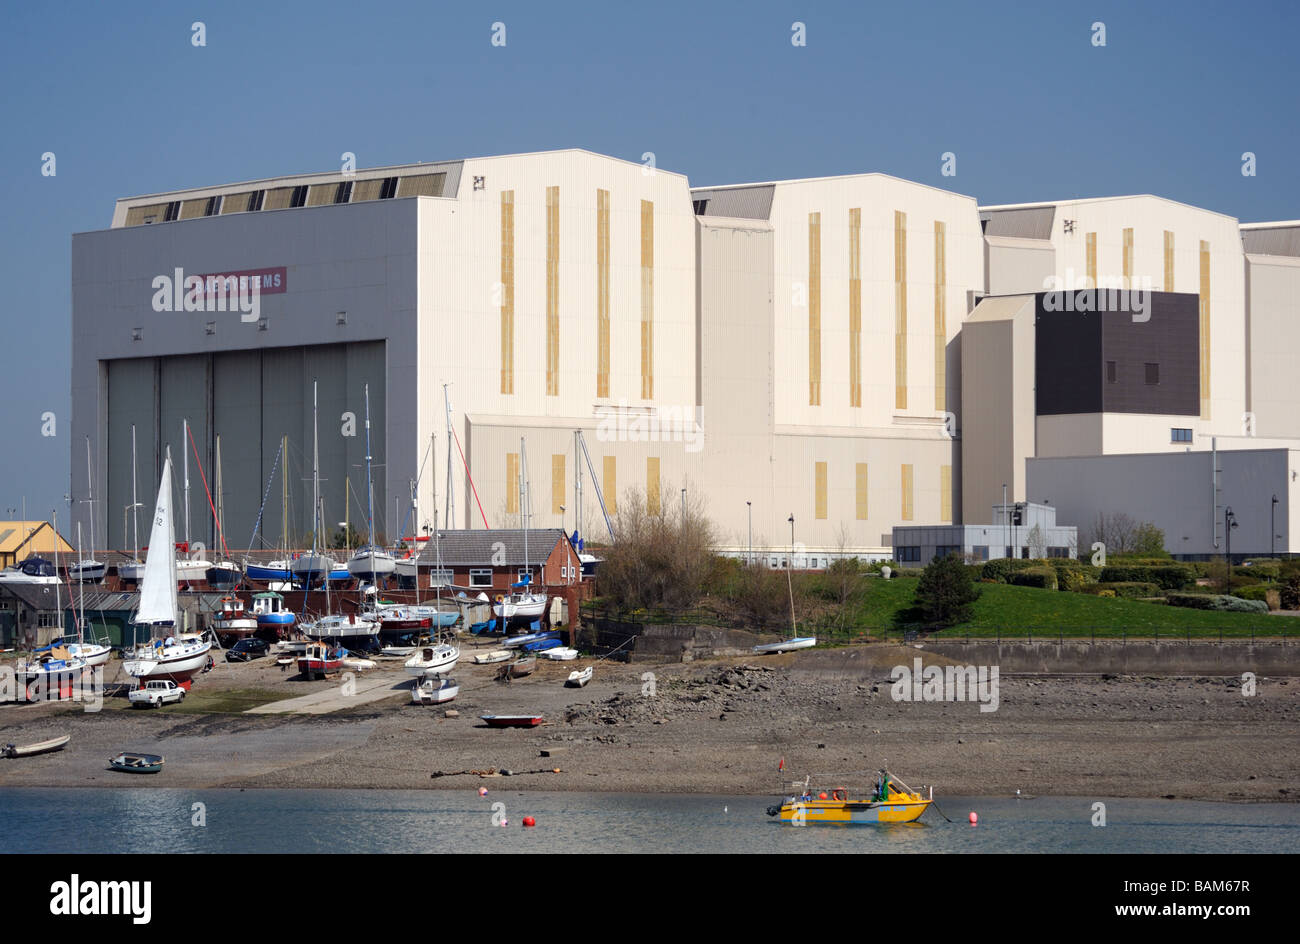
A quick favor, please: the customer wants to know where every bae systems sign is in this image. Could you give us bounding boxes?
[150,266,286,322]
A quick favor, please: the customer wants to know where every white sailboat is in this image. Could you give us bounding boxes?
[15,510,88,694]
[205,435,242,590]
[492,437,549,624]
[401,510,458,675]
[348,383,396,582]
[68,438,106,583]
[123,451,212,683]
[60,522,112,667]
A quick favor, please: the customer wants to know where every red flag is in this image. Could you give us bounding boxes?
[778,757,785,771]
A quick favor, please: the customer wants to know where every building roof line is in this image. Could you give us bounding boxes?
[980,193,1239,223]
[692,171,977,203]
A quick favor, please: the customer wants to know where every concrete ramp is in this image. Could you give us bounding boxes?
[245,672,411,714]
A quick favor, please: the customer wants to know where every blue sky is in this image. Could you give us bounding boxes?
[1,0,1296,528]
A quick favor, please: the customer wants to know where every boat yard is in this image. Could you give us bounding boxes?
[1,642,1296,801]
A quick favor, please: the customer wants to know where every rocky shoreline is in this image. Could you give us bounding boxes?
[1,645,1296,801]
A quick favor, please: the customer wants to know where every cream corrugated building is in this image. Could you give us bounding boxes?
[68,150,1300,565]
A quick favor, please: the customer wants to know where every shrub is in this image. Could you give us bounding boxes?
[1167,592,1269,613]
[1008,566,1058,590]
[1281,575,1300,610]
[914,554,981,628]
[1230,585,1279,608]
[1096,589,1116,598]
[1239,561,1281,581]
[867,559,897,575]
[1098,564,1195,590]
[1079,581,1160,599]
[1061,568,1098,592]
[981,558,1038,583]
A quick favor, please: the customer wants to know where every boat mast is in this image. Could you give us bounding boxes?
[520,437,529,585]
[52,509,62,637]
[364,383,375,547]
[281,433,289,556]
[214,435,225,562]
[574,430,582,547]
[131,424,139,560]
[311,381,320,560]
[84,437,96,566]
[76,522,86,643]
[182,419,191,550]
[443,383,454,530]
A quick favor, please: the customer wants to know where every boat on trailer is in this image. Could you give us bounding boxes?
[767,770,932,825]
[411,676,460,705]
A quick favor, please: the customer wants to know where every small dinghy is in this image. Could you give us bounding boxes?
[109,752,164,774]
[3,734,70,758]
[380,645,417,657]
[411,676,460,705]
[565,666,593,688]
[507,656,537,679]
[473,649,512,664]
[342,657,375,671]
[546,647,579,661]
[479,714,543,728]
[752,636,817,654]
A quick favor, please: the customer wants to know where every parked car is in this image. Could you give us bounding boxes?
[128,680,186,708]
[225,638,271,662]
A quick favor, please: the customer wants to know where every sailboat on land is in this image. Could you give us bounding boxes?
[205,435,242,590]
[68,438,106,583]
[58,522,112,667]
[492,437,549,626]
[348,384,396,583]
[118,425,147,583]
[122,451,212,684]
[15,510,88,695]
[291,382,337,586]
[175,420,212,588]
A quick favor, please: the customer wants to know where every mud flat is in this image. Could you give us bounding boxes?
[1,643,1296,801]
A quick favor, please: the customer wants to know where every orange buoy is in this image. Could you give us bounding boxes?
[478,787,488,796]
[818,792,828,800]
[523,816,536,827]
[969,811,978,825]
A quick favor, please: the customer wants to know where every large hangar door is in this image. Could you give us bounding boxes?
[159,355,210,550]
[261,348,307,546]
[213,351,263,553]
[105,358,157,556]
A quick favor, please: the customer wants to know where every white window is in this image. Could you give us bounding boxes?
[470,569,492,588]
[428,567,453,587]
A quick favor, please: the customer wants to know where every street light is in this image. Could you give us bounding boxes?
[746,500,752,566]
[786,514,796,634]
[1225,506,1238,565]
[1271,495,1278,559]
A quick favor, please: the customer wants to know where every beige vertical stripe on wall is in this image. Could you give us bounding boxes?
[940,464,952,522]
[603,456,618,515]
[809,212,822,406]
[815,462,827,520]
[506,453,520,516]
[894,211,908,410]
[933,220,946,412]
[1200,240,1211,419]
[640,200,655,400]
[1086,232,1097,287]
[1164,230,1175,291]
[848,208,861,408]
[124,203,171,225]
[546,186,560,397]
[551,454,565,514]
[179,199,209,220]
[1122,228,1134,288]
[647,457,661,516]
[855,463,868,520]
[901,464,914,521]
[597,189,611,399]
[500,191,515,395]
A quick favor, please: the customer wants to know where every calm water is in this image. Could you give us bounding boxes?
[5,788,1297,853]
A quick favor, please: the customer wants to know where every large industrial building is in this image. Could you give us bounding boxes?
[69,150,1300,564]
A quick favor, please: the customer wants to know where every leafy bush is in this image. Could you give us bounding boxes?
[980,558,1038,583]
[867,559,897,575]
[1230,585,1278,608]
[1098,565,1195,590]
[1008,566,1058,590]
[1239,561,1281,581]
[1078,581,1160,599]
[1166,592,1269,613]
[1281,575,1300,610]
[1061,568,1098,592]
[1096,589,1115,598]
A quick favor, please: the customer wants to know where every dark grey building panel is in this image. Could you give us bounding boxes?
[1035,291,1199,417]
[689,185,775,220]
[980,206,1056,239]
[1241,224,1300,257]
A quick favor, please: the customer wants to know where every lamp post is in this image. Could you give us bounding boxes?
[786,514,796,634]
[746,501,752,566]
[1271,495,1278,559]
[1002,483,1008,560]
[1225,506,1238,566]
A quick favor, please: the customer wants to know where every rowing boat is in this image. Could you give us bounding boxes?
[3,734,70,758]
[767,770,931,824]
[479,714,543,728]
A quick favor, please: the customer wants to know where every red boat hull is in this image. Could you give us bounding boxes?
[480,715,543,728]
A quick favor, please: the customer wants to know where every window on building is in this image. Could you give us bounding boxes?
[1106,360,1117,384]
[517,569,532,584]
[289,185,309,208]
[935,545,962,560]
[379,176,399,200]
[203,196,220,216]
[1144,362,1160,385]
[1005,546,1014,558]
[692,199,709,215]
[1021,547,1031,559]
[428,567,452,587]
[248,190,265,212]
[335,181,353,204]
[897,546,921,562]
[163,201,180,222]
[1047,547,1070,558]
[469,568,492,588]
[972,545,990,561]
[1171,428,1192,443]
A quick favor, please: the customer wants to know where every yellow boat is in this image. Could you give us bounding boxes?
[767,770,932,825]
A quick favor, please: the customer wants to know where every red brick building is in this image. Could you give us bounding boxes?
[412,528,580,594]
